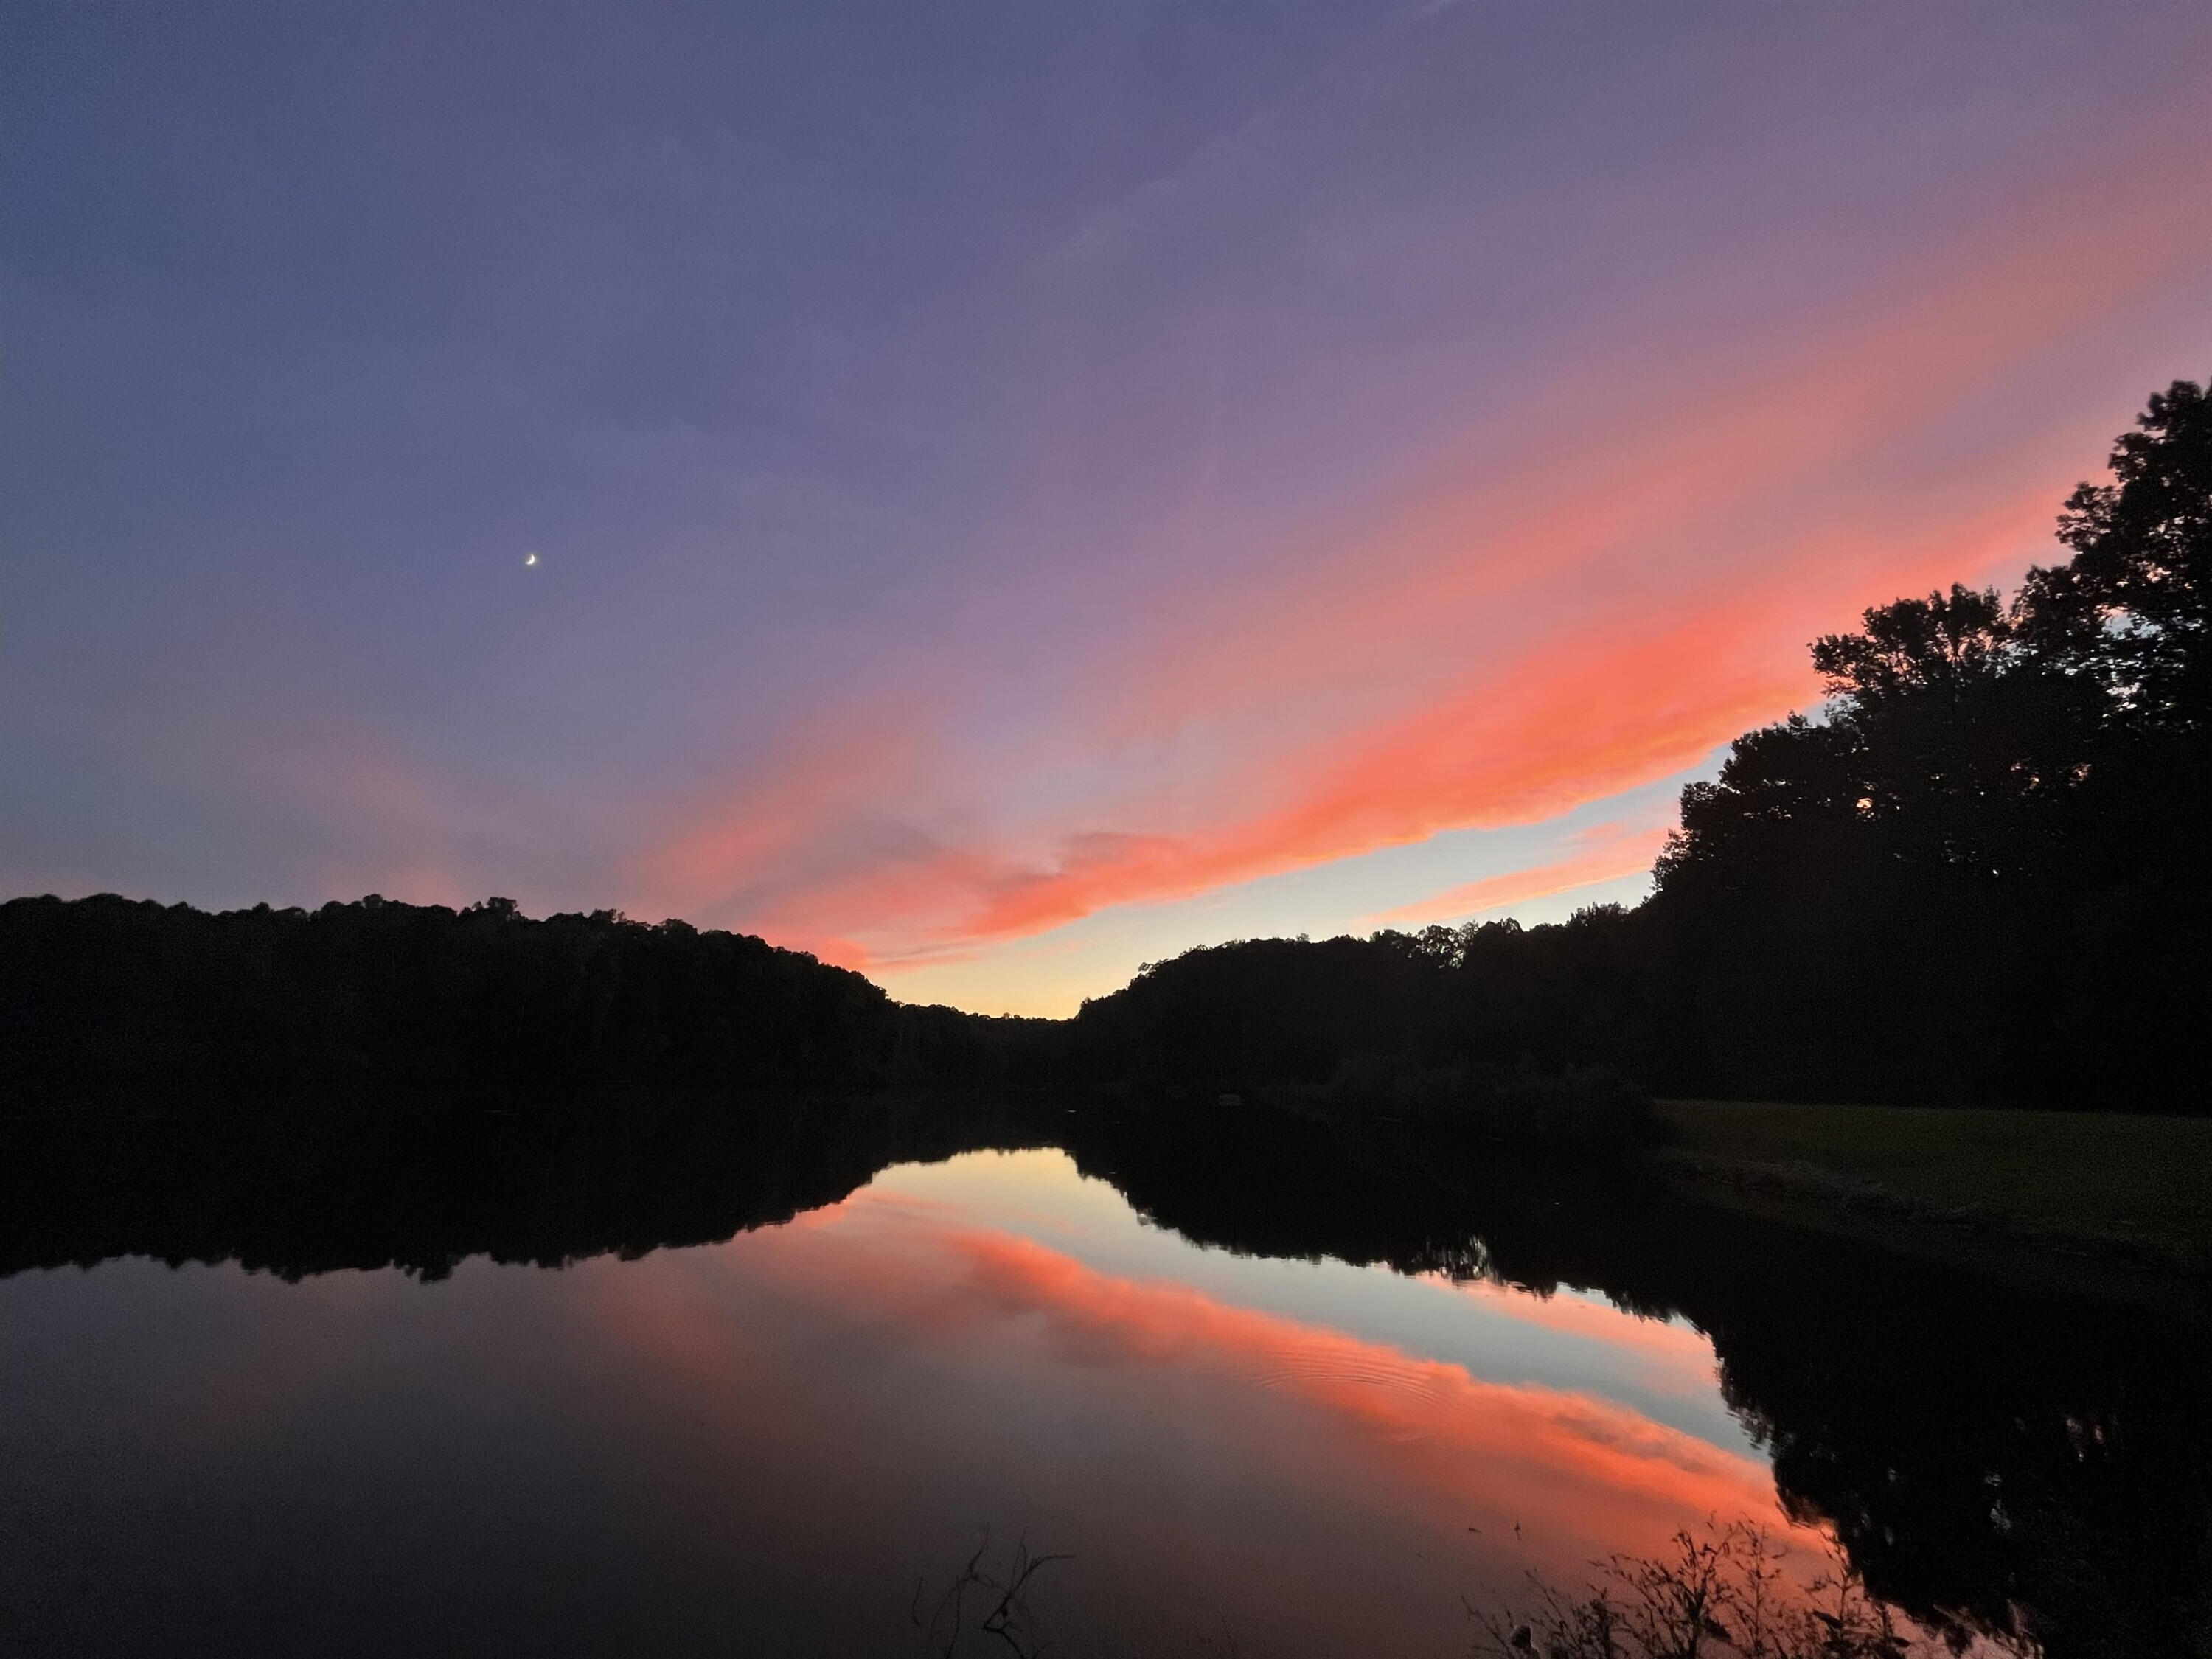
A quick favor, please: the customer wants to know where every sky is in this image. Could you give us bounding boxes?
[4,3,2210,1015]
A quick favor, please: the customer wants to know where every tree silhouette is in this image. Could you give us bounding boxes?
[6,383,2207,1127]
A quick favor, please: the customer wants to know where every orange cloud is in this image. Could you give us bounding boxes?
[641,711,922,905]
[705,483,2042,976]
[1366,823,1673,928]
[872,495,2039,958]
[633,139,2212,980]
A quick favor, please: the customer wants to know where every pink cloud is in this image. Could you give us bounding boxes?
[1366,823,1674,928]
[811,495,2042,964]
[629,145,2212,976]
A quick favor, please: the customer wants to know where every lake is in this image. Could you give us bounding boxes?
[1,1105,2202,1658]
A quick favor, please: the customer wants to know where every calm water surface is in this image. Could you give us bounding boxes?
[7,1149,1822,1655]
[2,1135,2201,1657]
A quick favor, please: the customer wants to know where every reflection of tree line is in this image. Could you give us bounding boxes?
[0,383,2205,1652]
[1052,1099,2208,1659]
[2,1091,2202,1659]
[0,1087,1024,1281]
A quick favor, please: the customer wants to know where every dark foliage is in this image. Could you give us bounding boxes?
[1284,1053,1658,1153]
[3,389,2205,1659]
[1048,1103,2208,1659]
[1652,380,2211,1107]
[0,893,1054,1131]
[1076,381,2212,1111]
[1068,930,1460,1088]
[1065,907,1680,1121]
[1470,1520,1922,1659]
[6,386,2207,1136]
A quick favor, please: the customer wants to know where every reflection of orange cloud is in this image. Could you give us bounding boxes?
[549,1161,1854,1652]
[937,1226,1775,1564]
[1435,1278,1723,1399]
[675,1183,1797,1579]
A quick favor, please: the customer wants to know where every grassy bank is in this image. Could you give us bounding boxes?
[1648,1098,2212,1302]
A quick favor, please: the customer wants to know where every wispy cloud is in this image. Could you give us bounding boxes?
[631,110,2212,979]
[1364,821,1672,929]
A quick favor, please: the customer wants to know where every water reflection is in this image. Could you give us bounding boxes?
[1,1099,2203,1658]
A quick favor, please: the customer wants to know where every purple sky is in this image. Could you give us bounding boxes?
[5,3,2210,1012]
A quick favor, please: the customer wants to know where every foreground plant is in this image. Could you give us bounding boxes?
[912,1532,1073,1658]
[1468,1520,2024,1659]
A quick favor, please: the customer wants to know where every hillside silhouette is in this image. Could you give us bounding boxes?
[0,891,1052,1130]
[1073,380,2211,1112]
[3,380,2205,1120]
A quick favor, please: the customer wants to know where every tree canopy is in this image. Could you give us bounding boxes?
[7,383,2206,1116]
[1075,380,2212,1111]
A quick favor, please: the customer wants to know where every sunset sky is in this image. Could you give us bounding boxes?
[5,3,2210,1014]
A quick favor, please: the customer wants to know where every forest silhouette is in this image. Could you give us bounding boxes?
[4,380,2205,1124]
[3,385,2208,1659]
[1074,380,2210,1113]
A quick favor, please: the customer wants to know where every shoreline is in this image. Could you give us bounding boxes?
[1644,1099,2212,1315]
